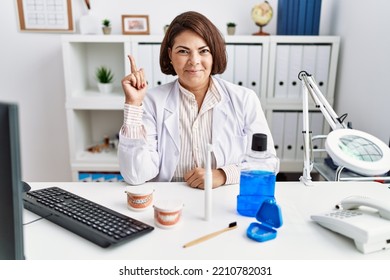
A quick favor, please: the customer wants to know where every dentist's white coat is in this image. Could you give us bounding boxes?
[118,76,276,185]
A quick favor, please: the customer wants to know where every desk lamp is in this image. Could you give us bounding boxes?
[298,71,390,185]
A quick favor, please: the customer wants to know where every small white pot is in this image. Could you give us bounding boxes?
[102,26,111,35]
[227,26,236,35]
[97,83,113,94]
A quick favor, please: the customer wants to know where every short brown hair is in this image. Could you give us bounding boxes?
[160,11,227,75]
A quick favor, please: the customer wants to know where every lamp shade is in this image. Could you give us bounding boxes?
[325,129,390,176]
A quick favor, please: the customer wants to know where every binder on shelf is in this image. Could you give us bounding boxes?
[312,0,322,35]
[92,173,105,182]
[295,112,304,161]
[274,45,290,98]
[282,112,299,160]
[220,44,234,82]
[297,0,308,35]
[315,45,331,95]
[310,111,325,151]
[287,45,303,99]
[247,45,263,95]
[104,173,118,182]
[301,45,317,98]
[277,0,288,35]
[286,0,295,35]
[304,0,315,35]
[152,44,166,87]
[234,45,250,87]
[271,111,285,159]
[278,0,322,35]
[291,0,300,35]
[137,44,153,87]
[78,172,92,182]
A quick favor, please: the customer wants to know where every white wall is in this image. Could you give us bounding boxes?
[0,0,389,181]
[330,0,390,143]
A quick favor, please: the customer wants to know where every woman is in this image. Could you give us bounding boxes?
[118,11,276,188]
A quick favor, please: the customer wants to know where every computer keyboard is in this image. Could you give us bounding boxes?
[23,186,154,248]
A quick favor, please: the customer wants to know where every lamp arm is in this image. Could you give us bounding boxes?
[299,72,347,129]
[300,83,313,185]
[298,71,347,186]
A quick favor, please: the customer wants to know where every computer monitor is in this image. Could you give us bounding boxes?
[0,101,25,260]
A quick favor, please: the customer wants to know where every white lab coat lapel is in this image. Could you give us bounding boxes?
[211,77,231,166]
[163,86,180,152]
[158,82,180,180]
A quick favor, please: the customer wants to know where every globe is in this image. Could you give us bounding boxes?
[251,1,273,36]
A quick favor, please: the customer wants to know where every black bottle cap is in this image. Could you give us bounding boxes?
[251,133,267,152]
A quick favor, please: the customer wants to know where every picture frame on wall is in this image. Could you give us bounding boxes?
[16,0,74,32]
[122,15,150,35]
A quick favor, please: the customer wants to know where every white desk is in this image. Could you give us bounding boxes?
[23,181,390,260]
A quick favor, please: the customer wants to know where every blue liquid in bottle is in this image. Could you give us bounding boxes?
[239,170,276,196]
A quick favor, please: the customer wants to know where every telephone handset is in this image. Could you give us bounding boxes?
[311,195,390,254]
[338,196,390,220]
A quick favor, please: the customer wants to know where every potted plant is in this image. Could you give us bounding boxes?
[95,66,114,94]
[102,19,111,35]
[227,22,236,35]
[163,24,170,34]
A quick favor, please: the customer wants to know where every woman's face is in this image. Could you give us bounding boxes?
[168,30,213,92]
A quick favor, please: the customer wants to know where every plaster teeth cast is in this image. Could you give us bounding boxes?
[125,187,154,211]
[153,200,183,229]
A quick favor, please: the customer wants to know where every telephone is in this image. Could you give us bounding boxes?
[311,195,390,254]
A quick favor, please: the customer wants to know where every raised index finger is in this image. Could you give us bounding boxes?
[128,54,138,73]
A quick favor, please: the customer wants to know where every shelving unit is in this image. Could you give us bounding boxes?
[61,35,340,181]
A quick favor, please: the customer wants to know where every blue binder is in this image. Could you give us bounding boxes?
[312,0,322,35]
[277,0,288,35]
[297,0,307,35]
[305,0,315,35]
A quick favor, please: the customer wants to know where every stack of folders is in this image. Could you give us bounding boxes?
[78,171,124,182]
[277,0,322,35]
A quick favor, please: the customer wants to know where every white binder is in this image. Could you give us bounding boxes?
[152,44,166,87]
[301,45,317,98]
[282,112,299,160]
[274,45,290,98]
[295,111,304,161]
[287,45,303,99]
[310,111,325,151]
[233,45,249,87]
[220,44,234,82]
[271,111,285,159]
[247,44,263,95]
[137,44,153,87]
[315,45,331,97]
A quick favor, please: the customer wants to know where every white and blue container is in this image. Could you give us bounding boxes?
[237,133,280,217]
